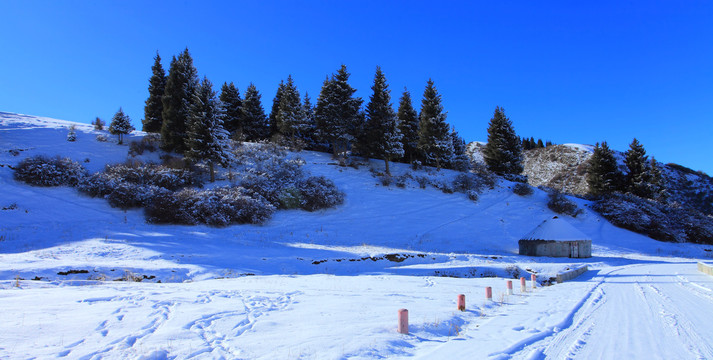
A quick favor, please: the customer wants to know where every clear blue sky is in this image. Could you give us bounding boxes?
[1,1,711,174]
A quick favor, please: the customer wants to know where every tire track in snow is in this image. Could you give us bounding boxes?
[638,283,713,359]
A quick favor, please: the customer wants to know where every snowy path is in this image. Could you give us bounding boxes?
[511,263,713,360]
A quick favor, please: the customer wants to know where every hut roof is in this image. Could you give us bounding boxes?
[521,216,591,241]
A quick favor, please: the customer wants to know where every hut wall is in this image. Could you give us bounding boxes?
[519,240,591,258]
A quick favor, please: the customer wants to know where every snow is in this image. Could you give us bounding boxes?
[521,217,591,241]
[2,112,713,359]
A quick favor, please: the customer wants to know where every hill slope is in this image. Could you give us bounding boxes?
[2,112,713,359]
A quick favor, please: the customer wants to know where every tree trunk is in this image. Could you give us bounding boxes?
[384,159,390,176]
[209,162,215,183]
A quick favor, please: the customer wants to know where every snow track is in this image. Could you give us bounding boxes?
[511,263,713,360]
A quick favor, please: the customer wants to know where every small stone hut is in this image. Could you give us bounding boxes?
[518,216,592,258]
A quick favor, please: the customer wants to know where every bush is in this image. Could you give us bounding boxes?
[547,190,582,217]
[395,173,410,188]
[298,176,345,211]
[278,187,303,209]
[145,186,275,226]
[414,176,429,189]
[107,183,169,209]
[513,183,534,196]
[379,174,393,186]
[96,134,109,142]
[466,190,479,202]
[14,155,87,187]
[67,126,77,142]
[452,173,487,193]
[592,193,713,244]
[128,136,159,157]
[103,162,202,190]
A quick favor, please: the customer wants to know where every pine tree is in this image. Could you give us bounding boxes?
[301,92,317,149]
[361,66,403,175]
[92,117,105,131]
[109,107,134,145]
[417,79,452,169]
[269,80,285,138]
[483,106,523,174]
[649,157,668,202]
[277,75,305,143]
[161,48,199,153]
[537,139,545,148]
[397,88,420,164]
[219,82,242,137]
[186,77,231,183]
[314,65,363,158]
[241,83,269,141]
[587,141,622,196]
[142,51,166,133]
[625,138,652,198]
[450,126,470,171]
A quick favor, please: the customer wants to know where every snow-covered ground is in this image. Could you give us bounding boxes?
[1,112,712,359]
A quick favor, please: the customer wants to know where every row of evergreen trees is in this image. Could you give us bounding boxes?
[140,49,474,175]
[587,138,667,201]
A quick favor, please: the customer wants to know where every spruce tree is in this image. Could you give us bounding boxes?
[219,82,242,137]
[269,80,285,138]
[241,83,269,141]
[276,75,305,142]
[397,88,419,164]
[483,106,523,174]
[450,126,470,171]
[537,139,545,148]
[314,65,363,158]
[417,79,452,169]
[161,48,199,153]
[362,66,403,175]
[142,51,166,133]
[625,138,652,198]
[587,141,622,196]
[301,92,317,149]
[186,77,231,183]
[649,157,668,202]
[109,108,134,145]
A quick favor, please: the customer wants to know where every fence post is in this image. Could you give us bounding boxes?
[520,277,527,292]
[506,280,513,295]
[398,309,409,334]
[458,294,466,311]
[486,286,493,301]
[531,274,537,289]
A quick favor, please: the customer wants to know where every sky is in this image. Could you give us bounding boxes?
[1,1,711,174]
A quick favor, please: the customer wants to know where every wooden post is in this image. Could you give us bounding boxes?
[506,280,513,295]
[486,286,493,301]
[398,309,409,334]
[531,274,537,289]
[457,294,466,311]
[520,277,527,293]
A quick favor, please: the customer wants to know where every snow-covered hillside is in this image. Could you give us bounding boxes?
[2,112,713,359]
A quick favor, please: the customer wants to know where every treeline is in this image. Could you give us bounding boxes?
[132,48,538,178]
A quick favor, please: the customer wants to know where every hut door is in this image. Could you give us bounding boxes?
[570,243,579,258]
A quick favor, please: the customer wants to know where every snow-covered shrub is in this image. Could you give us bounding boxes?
[503,173,528,183]
[452,173,488,193]
[466,190,479,202]
[395,173,411,188]
[103,162,201,190]
[379,174,393,186]
[107,183,169,209]
[239,151,305,206]
[278,187,303,210]
[414,176,429,189]
[592,193,713,244]
[547,190,582,217]
[411,160,423,171]
[298,176,345,211]
[96,134,109,142]
[145,186,275,226]
[77,172,118,197]
[437,181,455,194]
[128,136,159,157]
[14,155,87,187]
[513,183,534,196]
